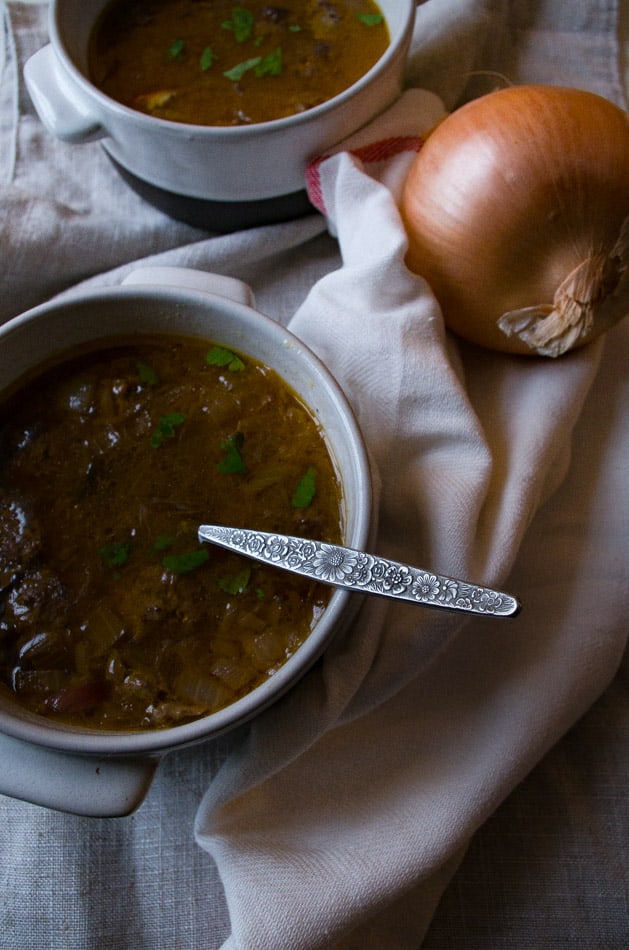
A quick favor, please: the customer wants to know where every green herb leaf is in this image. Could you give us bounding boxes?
[150,412,186,448]
[168,38,185,59]
[291,466,317,508]
[217,432,246,473]
[255,47,282,77]
[152,534,175,552]
[162,549,210,574]
[288,25,302,32]
[99,541,131,569]
[223,56,262,81]
[217,566,251,594]
[356,13,383,26]
[205,345,245,372]
[200,45,218,71]
[137,361,159,386]
[222,8,255,42]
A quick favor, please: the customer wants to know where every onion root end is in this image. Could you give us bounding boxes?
[498,216,629,357]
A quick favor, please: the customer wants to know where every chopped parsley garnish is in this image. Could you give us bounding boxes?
[99,541,131,569]
[223,56,262,82]
[150,412,186,448]
[152,534,175,552]
[291,466,317,508]
[162,549,210,574]
[217,566,251,595]
[224,48,283,82]
[205,345,245,372]
[356,13,384,26]
[255,48,282,77]
[222,8,254,42]
[168,38,185,60]
[200,46,218,71]
[137,361,159,386]
[217,432,246,473]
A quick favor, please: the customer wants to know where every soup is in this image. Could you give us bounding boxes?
[0,336,343,730]
[88,0,390,126]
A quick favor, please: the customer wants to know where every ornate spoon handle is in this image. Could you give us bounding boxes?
[198,525,520,618]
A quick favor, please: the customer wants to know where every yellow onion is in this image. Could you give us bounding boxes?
[401,84,629,356]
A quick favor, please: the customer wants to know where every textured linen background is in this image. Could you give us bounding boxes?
[0,2,627,948]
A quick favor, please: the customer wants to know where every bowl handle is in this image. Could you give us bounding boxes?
[122,266,256,308]
[0,732,158,817]
[24,45,105,145]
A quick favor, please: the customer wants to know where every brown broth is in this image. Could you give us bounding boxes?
[0,336,343,730]
[88,0,389,126]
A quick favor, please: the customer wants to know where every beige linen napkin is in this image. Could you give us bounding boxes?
[193,91,628,948]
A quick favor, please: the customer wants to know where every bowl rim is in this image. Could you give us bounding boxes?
[0,283,373,756]
[48,0,417,138]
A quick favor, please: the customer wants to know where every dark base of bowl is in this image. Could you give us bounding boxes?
[108,156,318,233]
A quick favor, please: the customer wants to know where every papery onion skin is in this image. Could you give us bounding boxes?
[401,84,629,356]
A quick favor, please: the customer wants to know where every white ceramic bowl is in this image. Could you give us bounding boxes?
[0,267,372,816]
[24,0,416,229]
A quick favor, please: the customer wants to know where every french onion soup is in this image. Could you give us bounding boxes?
[0,336,343,730]
[88,0,389,126]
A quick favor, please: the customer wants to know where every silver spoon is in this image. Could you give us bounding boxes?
[198,525,520,618]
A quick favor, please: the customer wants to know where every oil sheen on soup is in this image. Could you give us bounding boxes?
[88,0,390,126]
[0,336,343,730]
